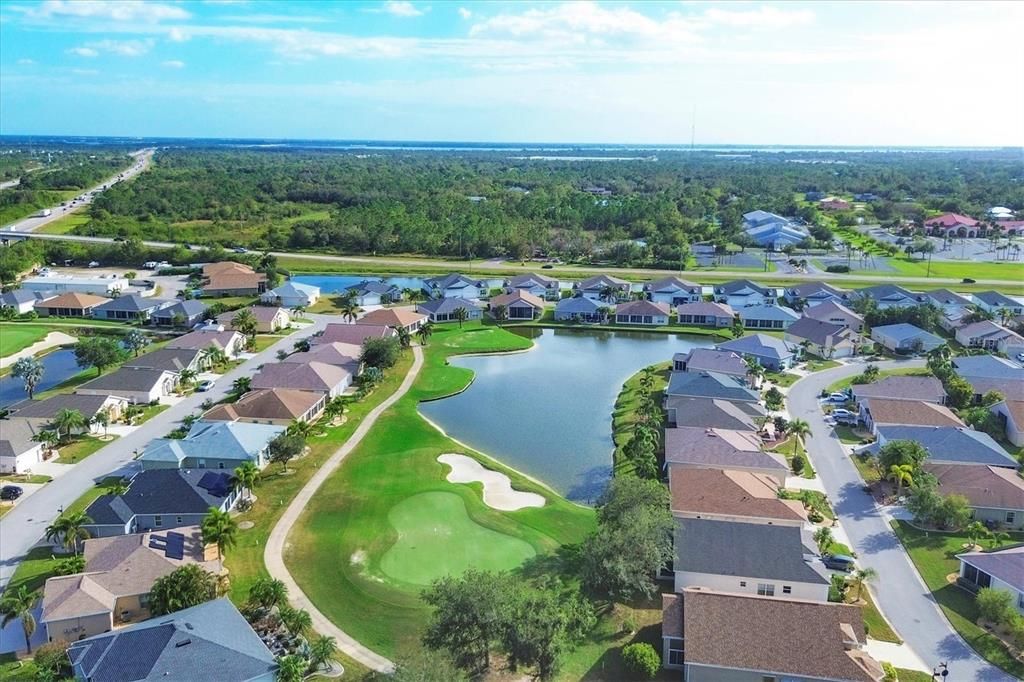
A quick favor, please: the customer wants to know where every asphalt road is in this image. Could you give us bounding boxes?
[1,148,153,233]
[0,315,331,592]
[788,360,1016,682]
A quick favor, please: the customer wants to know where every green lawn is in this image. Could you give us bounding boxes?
[771,438,816,479]
[857,588,901,643]
[887,257,1024,282]
[834,425,868,445]
[895,669,933,682]
[612,361,669,476]
[54,434,115,464]
[35,209,91,235]
[0,653,41,681]
[851,452,881,483]
[765,370,800,387]
[6,546,62,594]
[805,359,842,372]
[281,322,596,660]
[827,367,933,394]
[0,324,50,357]
[891,521,1024,678]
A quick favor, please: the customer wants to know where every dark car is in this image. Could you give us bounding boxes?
[823,554,856,572]
[962,278,976,284]
[1,485,24,501]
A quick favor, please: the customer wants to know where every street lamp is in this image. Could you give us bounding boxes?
[932,662,949,681]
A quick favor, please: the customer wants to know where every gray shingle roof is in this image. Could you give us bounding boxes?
[423,273,485,290]
[0,418,42,460]
[125,348,203,373]
[665,371,760,402]
[7,393,116,420]
[975,290,1021,307]
[958,545,1024,592]
[715,279,773,296]
[851,375,947,403]
[786,317,847,346]
[664,427,787,475]
[875,425,1018,467]
[152,299,208,319]
[93,295,171,313]
[851,284,918,304]
[675,517,830,584]
[665,397,762,430]
[554,296,605,314]
[417,297,483,315]
[77,367,173,392]
[951,355,1024,380]
[66,598,276,682]
[673,348,749,376]
[872,323,944,345]
[717,334,796,362]
[86,469,233,525]
[737,304,799,322]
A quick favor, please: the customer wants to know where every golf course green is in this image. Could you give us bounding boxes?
[379,491,537,586]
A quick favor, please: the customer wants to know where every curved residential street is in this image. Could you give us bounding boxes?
[263,345,425,674]
[788,360,1017,682]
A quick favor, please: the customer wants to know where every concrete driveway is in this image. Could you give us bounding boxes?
[788,359,1017,681]
[0,315,333,593]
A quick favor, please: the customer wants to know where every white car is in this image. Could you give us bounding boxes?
[825,393,850,403]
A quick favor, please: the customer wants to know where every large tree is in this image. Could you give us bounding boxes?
[421,569,511,673]
[877,439,928,476]
[10,356,44,399]
[44,510,93,555]
[52,408,87,442]
[360,336,401,370]
[0,586,40,654]
[123,328,150,357]
[501,587,595,680]
[149,564,217,616]
[268,432,305,473]
[73,336,126,376]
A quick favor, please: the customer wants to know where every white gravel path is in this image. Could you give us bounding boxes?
[438,453,546,511]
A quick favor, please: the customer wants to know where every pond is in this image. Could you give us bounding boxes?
[419,328,715,503]
[0,349,81,407]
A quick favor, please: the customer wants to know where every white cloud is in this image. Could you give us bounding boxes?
[85,39,155,57]
[168,27,190,42]
[26,0,189,22]
[161,60,185,69]
[70,68,99,75]
[702,6,814,29]
[16,58,35,65]
[382,2,425,18]
[68,47,99,58]
[458,7,471,20]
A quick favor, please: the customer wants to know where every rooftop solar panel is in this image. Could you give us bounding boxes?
[165,532,185,560]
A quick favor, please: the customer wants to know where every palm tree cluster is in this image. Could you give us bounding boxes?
[45,511,93,555]
[620,366,663,480]
[416,320,435,346]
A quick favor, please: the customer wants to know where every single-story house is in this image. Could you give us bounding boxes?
[801,300,865,335]
[956,320,1024,352]
[669,467,806,525]
[251,360,351,398]
[850,375,947,405]
[672,348,750,383]
[83,468,239,538]
[784,281,846,308]
[939,305,972,332]
[974,290,1024,317]
[201,261,267,296]
[992,400,1024,447]
[713,280,776,309]
[422,273,488,300]
[167,329,247,359]
[957,545,1024,614]
[574,274,632,302]
[359,307,428,333]
[151,299,209,328]
[21,274,129,297]
[8,393,128,431]
[553,296,609,323]
[847,284,919,311]
[92,294,169,322]
[67,598,277,682]
[34,292,109,317]
[785,317,858,358]
[673,517,830,601]
[0,289,56,314]
[664,427,788,483]
[661,588,883,681]
[738,304,799,330]
[664,397,762,431]
[859,398,963,433]
[140,420,284,471]
[926,463,1024,530]
[716,334,797,371]
[315,322,396,346]
[675,301,736,328]
[345,280,403,306]
[920,288,973,313]
[664,370,761,404]
[870,323,944,354]
[614,299,670,326]
[950,355,1024,403]
[76,367,178,405]
[41,527,219,644]
[417,297,484,323]
[872,425,1018,468]
[285,342,361,377]
[125,347,206,375]
[204,388,328,426]
[217,306,290,333]
[489,290,546,320]
[644,276,702,306]
[0,417,46,474]
[259,280,319,309]
[505,273,561,301]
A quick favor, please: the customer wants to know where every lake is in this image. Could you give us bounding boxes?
[419,328,715,503]
[0,349,81,407]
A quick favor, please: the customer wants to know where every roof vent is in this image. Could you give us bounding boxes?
[175,638,192,648]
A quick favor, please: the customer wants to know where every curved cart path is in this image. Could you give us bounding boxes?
[263,345,424,673]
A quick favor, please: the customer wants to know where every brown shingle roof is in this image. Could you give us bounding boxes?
[863,398,964,428]
[669,468,807,522]
[316,323,395,346]
[661,593,683,639]
[251,360,349,393]
[489,290,546,310]
[204,388,324,422]
[681,588,884,682]
[675,301,736,317]
[665,427,788,477]
[925,463,1024,511]
[359,307,429,327]
[615,299,670,316]
[1000,400,1024,428]
[203,261,255,276]
[205,272,266,292]
[35,292,109,309]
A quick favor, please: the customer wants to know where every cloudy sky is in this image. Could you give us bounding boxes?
[1,0,1022,145]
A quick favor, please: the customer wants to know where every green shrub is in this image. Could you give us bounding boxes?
[826,264,851,273]
[621,643,661,679]
[34,642,69,681]
[791,453,806,475]
[882,661,898,682]
[977,587,1015,625]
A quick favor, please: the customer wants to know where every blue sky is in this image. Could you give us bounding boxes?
[1,1,1022,145]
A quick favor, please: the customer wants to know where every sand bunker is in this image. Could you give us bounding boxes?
[438,454,546,511]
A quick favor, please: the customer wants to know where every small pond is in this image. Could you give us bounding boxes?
[419,328,715,503]
[0,349,81,407]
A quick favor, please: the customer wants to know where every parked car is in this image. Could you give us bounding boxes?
[196,379,216,392]
[88,261,100,268]
[1,485,24,501]
[825,393,849,403]
[232,246,248,254]
[1016,353,1024,363]
[823,554,856,572]
[830,408,855,418]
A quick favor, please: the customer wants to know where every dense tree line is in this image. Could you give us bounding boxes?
[0,151,131,223]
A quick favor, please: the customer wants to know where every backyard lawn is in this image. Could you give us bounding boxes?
[0,324,50,357]
[612,361,669,476]
[891,521,1024,678]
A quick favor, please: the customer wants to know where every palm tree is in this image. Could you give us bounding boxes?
[200,345,227,370]
[454,305,469,329]
[275,654,307,682]
[927,343,952,365]
[45,511,93,555]
[340,301,360,323]
[965,521,990,549]
[247,576,288,610]
[745,357,765,387]
[292,338,310,353]
[0,586,40,654]
[417,320,434,345]
[848,567,878,602]
[33,430,59,457]
[201,507,238,574]
[52,408,87,443]
[233,461,260,501]
[492,303,508,326]
[290,305,306,319]
[322,396,346,424]
[11,356,44,400]
[307,635,338,674]
[887,464,915,497]
[599,285,618,304]
[989,531,1011,549]
[395,326,411,348]
[232,376,252,395]
[230,308,258,345]
[178,368,198,388]
[105,478,130,496]
[787,418,811,455]
[287,420,313,439]
[91,410,111,437]
[279,605,313,636]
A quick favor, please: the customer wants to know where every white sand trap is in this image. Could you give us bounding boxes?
[438,454,546,511]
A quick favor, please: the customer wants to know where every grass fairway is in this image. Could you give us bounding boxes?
[283,321,595,659]
[0,324,50,357]
[379,491,537,586]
